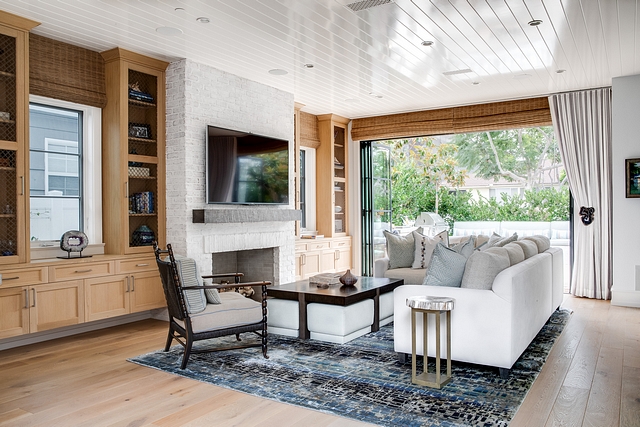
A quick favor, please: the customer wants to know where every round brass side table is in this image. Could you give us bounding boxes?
[406,295,455,388]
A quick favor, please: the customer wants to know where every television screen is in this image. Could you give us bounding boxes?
[206,126,289,204]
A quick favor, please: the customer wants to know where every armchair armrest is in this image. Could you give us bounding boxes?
[374,257,390,278]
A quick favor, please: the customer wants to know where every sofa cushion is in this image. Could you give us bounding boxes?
[411,230,448,269]
[480,232,503,251]
[494,233,518,247]
[512,240,538,259]
[170,255,207,314]
[460,248,511,290]
[523,235,551,253]
[422,243,467,287]
[384,267,426,285]
[384,228,421,269]
[502,242,525,266]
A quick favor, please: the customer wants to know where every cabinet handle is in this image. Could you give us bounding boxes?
[125,182,129,198]
[4,276,19,280]
[335,249,340,260]
[20,176,25,196]
[125,277,130,293]
[135,263,149,267]
[31,288,36,307]
[301,254,306,265]
[131,276,135,292]
[24,289,28,309]
[75,269,93,273]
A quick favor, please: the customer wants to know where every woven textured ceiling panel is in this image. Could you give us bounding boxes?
[29,34,106,108]
[351,97,552,141]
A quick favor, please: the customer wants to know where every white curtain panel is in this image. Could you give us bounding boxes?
[548,88,612,299]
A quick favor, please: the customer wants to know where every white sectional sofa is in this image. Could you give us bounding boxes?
[376,237,564,376]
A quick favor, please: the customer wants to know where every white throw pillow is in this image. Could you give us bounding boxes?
[422,243,467,287]
[411,230,448,269]
[460,248,510,290]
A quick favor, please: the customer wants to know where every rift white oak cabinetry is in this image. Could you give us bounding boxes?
[0,255,164,340]
[295,237,352,281]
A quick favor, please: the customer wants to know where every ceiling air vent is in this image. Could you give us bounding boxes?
[345,0,394,13]
[442,68,473,76]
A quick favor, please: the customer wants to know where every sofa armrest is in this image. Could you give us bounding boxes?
[374,257,390,278]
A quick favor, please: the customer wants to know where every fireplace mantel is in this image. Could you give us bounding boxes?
[192,208,301,224]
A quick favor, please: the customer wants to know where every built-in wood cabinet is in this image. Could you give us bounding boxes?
[101,48,168,255]
[0,12,39,265]
[0,254,164,340]
[295,237,352,280]
[316,114,349,238]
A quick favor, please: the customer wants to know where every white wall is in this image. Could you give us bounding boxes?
[165,59,296,284]
[612,73,640,307]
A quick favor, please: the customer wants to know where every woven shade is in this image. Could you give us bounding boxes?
[351,97,552,141]
[300,111,320,148]
[29,34,106,108]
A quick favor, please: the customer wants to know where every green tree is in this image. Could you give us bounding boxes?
[453,127,563,188]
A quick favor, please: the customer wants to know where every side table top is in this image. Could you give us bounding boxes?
[406,296,455,311]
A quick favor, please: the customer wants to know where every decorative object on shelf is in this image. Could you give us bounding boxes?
[0,111,10,120]
[129,191,154,214]
[579,206,595,226]
[132,225,155,246]
[128,123,152,139]
[339,269,358,286]
[625,158,640,198]
[58,230,92,259]
[335,206,342,213]
[128,82,155,103]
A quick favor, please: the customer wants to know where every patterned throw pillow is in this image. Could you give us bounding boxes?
[384,227,423,269]
[170,256,208,314]
[494,233,518,247]
[460,247,511,290]
[422,243,467,287]
[204,285,222,304]
[451,235,476,258]
[411,230,449,269]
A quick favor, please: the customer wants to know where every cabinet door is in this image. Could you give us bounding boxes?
[334,247,351,272]
[321,249,337,273]
[300,251,322,279]
[295,252,303,281]
[30,281,85,333]
[0,286,29,339]
[129,270,165,313]
[85,274,129,321]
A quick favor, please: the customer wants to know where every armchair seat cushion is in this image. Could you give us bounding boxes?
[177,292,263,333]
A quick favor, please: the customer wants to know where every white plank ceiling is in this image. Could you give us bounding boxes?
[0,0,637,118]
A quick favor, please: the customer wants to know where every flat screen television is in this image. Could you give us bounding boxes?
[205,125,289,205]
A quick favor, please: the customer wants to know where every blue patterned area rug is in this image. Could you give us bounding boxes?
[129,309,570,427]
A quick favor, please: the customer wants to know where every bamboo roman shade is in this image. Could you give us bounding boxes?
[300,111,320,148]
[29,34,106,108]
[351,97,552,141]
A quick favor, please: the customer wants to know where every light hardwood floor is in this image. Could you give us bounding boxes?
[0,296,638,427]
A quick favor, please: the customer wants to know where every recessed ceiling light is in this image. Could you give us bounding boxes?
[369,92,383,99]
[303,64,314,69]
[155,26,183,36]
[196,17,210,23]
[174,7,186,12]
[421,40,434,47]
[556,69,566,74]
[513,73,531,80]
[528,19,543,26]
[268,68,288,75]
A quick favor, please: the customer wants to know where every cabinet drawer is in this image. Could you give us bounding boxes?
[116,257,157,274]
[306,241,331,251]
[295,242,308,252]
[49,261,115,282]
[0,267,48,288]
[330,238,351,249]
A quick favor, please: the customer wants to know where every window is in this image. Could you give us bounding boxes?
[29,96,102,249]
[299,147,316,232]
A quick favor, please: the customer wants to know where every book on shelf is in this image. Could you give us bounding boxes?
[129,191,154,214]
[309,272,341,286]
[300,234,324,239]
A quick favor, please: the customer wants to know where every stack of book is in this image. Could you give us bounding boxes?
[128,88,154,103]
[309,272,341,288]
[129,191,154,214]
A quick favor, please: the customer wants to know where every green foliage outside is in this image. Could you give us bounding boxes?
[380,127,570,228]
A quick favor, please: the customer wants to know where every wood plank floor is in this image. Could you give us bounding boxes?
[0,295,638,427]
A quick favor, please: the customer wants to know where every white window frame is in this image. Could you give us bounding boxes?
[300,146,316,232]
[29,95,102,253]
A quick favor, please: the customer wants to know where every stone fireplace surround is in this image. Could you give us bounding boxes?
[165,59,297,286]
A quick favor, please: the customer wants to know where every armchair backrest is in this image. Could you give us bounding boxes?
[154,243,189,321]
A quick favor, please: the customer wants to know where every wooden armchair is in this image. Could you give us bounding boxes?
[153,243,270,369]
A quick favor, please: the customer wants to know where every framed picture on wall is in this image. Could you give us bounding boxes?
[625,158,640,198]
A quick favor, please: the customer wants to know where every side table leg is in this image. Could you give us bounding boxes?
[423,312,428,376]
[446,310,451,378]
[435,310,441,385]
[411,309,417,383]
